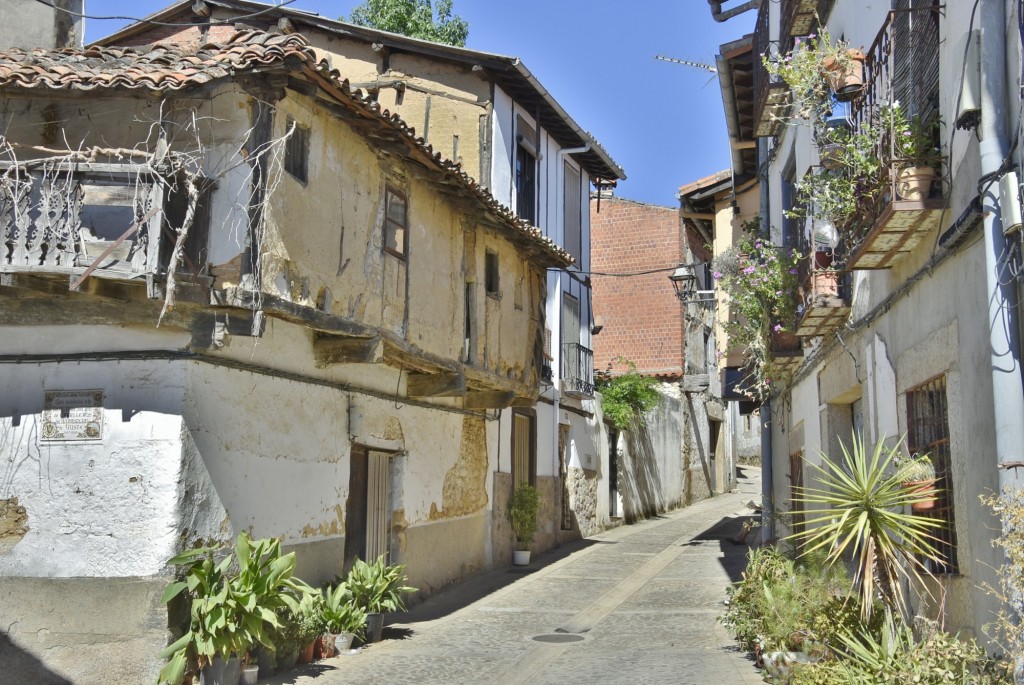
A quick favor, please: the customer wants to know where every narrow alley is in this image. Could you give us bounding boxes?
[268,467,765,685]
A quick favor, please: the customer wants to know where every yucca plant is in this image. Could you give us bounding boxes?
[789,433,945,621]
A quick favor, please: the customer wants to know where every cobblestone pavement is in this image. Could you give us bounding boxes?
[266,467,766,685]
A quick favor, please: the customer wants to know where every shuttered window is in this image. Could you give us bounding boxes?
[384,186,407,259]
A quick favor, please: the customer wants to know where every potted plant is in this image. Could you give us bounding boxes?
[763,28,866,120]
[157,532,311,685]
[271,607,302,671]
[895,452,938,511]
[884,104,942,200]
[345,556,415,643]
[822,48,866,100]
[509,483,540,565]
[293,592,324,663]
[322,581,367,653]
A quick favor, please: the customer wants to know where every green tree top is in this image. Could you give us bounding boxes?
[345,0,469,47]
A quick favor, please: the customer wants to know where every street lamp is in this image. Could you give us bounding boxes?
[669,264,715,305]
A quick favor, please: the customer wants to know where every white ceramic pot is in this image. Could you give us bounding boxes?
[512,550,531,566]
[334,631,355,653]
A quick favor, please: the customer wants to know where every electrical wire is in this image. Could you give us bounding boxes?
[30,0,299,27]
[546,265,683,278]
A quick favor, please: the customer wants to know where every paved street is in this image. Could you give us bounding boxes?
[268,466,765,685]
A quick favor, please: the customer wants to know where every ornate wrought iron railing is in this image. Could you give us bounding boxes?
[561,342,594,397]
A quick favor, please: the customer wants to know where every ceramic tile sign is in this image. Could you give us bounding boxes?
[41,389,104,442]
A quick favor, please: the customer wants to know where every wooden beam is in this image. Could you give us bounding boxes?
[314,335,383,367]
[730,139,757,150]
[464,391,515,409]
[509,396,536,408]
[406,372,466,398]
[681,374,710,393]
[220,288,374,338]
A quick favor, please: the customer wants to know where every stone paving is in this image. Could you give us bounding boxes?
[266,467,766,685]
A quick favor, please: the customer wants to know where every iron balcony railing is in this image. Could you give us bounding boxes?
[752,2,792,138]
[843,6,944,263]
[561,342,594,397]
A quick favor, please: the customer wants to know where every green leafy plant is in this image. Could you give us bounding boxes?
[346,0,469,46]
[346,556,415,614]
[789,433,945,621]
[882,102,941,166]
[712,222,801,403]
[594,357,660,430]
[894,452,935,483]
[509,483,540,549]
[157,533,311,685]
[321,582,367,638]
[294,592,326,644]
[721,546,792,651]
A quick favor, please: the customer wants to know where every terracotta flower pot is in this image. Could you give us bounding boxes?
[896,165,937,201]
[314,633,334,660]
[296,640,315,665]
[903,478,938,511]
[823,49,865,100]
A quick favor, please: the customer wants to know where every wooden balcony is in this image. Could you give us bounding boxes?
[781,0,829,38]
[795,269,850,337]
[848,165,945,269]
[0,162,210,292]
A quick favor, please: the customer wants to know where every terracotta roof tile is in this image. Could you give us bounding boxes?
[0,30,571,267]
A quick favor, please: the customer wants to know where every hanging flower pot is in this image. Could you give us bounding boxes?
[823,49,865,101]
[896,165,936,201]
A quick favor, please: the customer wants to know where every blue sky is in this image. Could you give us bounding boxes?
[82,1,754,207]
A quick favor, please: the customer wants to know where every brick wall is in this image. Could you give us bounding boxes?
[590,195,693,378]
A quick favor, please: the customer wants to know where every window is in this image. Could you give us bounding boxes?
[284,118,309,184]
[906,375,958,574]
[464,282,476,363]
[511,410,535,487]
[485,250,500,296]
[515,116,537,225]
[384,186,407,259]
[563,161,581,260]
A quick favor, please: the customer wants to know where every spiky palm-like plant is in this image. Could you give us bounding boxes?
[789,433,944,620]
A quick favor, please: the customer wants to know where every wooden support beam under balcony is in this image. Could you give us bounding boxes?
[313,334,383,367]
[795,271,850,337]
[848,198,946,270]
[464,391,516,409]
[406,371,466,398]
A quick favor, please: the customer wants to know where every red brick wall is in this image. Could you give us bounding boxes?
[590,195,687,378]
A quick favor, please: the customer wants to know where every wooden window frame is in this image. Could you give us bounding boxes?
[383,185,408,260]
[563,160,581,261]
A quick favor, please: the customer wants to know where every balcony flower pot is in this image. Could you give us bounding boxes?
[823,49,865,101]
[904,478,939,511]
[896,165,936,201]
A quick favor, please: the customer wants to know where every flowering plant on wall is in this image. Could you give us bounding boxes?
[712,220,801,403]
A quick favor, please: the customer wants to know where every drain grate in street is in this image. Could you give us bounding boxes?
[532,634,585,643]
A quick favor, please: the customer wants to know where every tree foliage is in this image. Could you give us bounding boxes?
[345,0,469,47]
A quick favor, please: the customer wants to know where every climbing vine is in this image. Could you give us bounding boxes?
[595,357,660,430]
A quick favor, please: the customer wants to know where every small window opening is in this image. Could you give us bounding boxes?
[485,250,500,296]
[285,118,309,184]
[384,186,408,259]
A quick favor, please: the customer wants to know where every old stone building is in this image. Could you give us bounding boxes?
[0,30,568,681]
